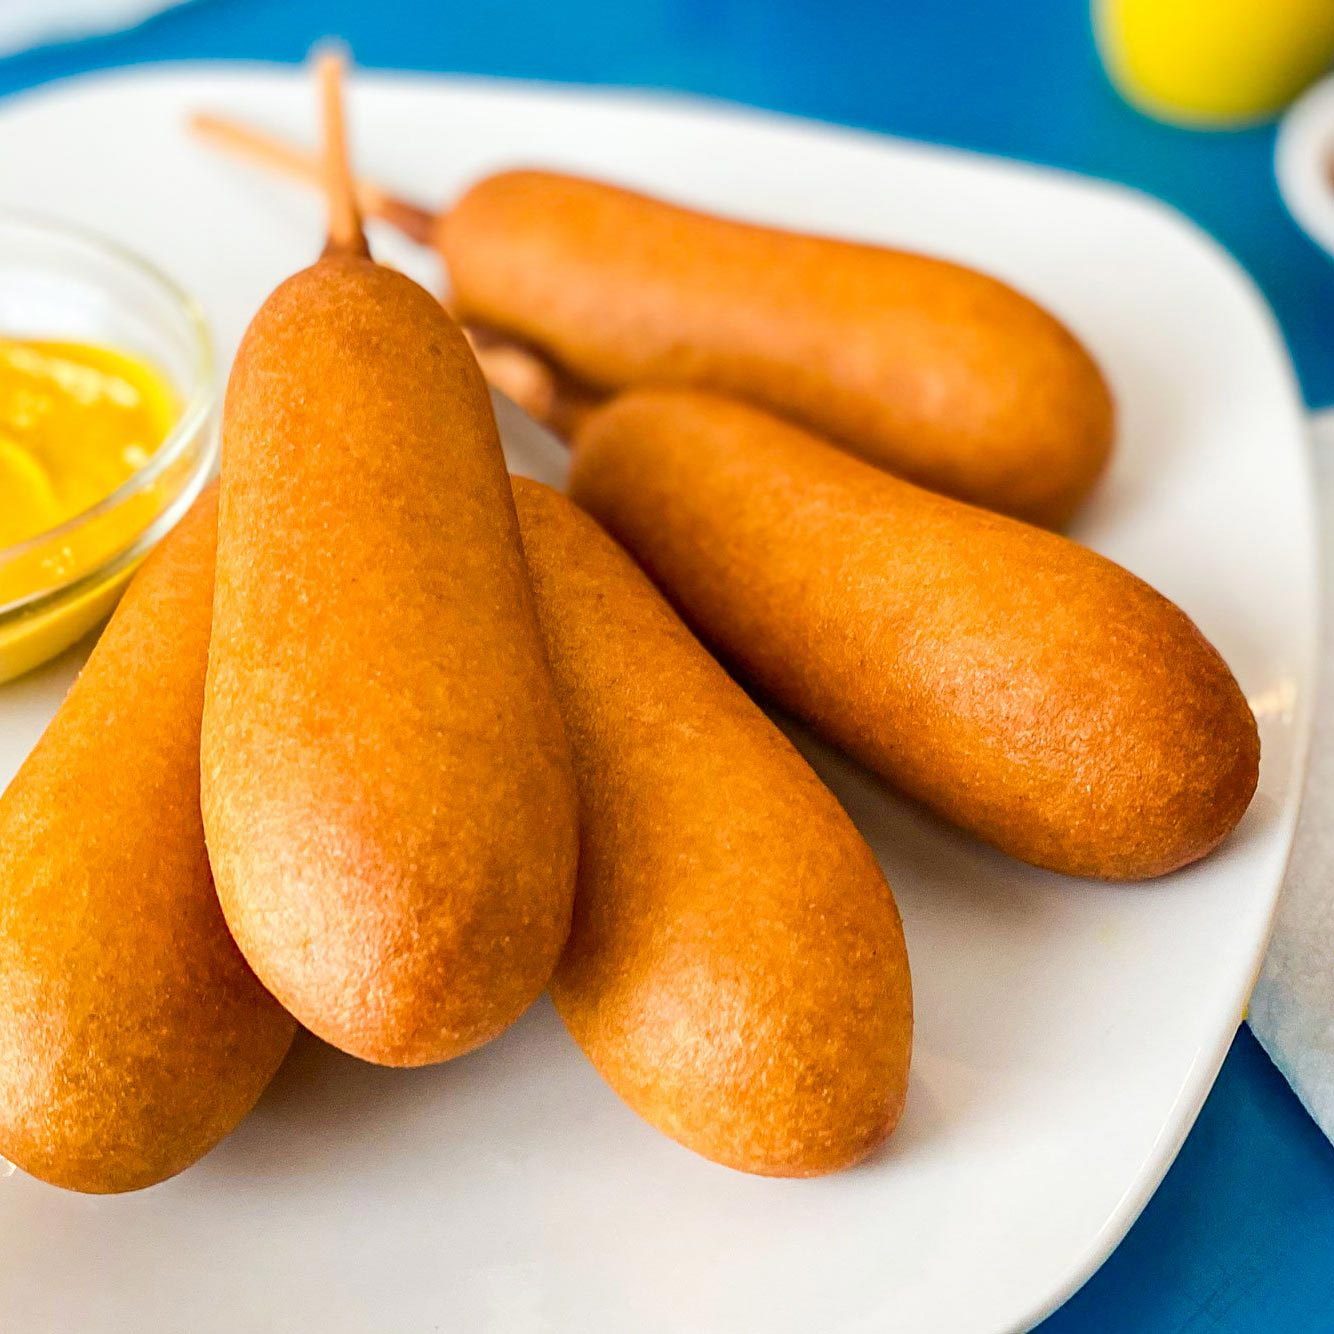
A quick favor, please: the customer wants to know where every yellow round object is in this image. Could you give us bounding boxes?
[1096,0,1334,127]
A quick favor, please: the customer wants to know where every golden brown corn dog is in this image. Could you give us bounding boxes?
[190,114,1113,526]
[567,389,1259,880]
[513,478,911,1176]
[201,58,577,1066]
[0,487,295,1194]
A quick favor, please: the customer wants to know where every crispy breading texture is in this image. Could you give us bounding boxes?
[202,255,578,1066]
[0,486,295,1194]
[444,171,1113,526]
[515,479,912,1177]
[568,389,1258,880]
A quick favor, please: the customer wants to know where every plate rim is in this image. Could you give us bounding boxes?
[0,61,1320,1334]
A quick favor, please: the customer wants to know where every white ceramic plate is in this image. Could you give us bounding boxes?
[1277,73,1334,261]
[0,65,1316,1334]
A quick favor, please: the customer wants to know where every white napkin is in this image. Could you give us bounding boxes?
[1249,409,1334,1141]
[0,0,186,58]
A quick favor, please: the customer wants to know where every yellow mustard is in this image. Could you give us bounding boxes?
[0,338,178,682]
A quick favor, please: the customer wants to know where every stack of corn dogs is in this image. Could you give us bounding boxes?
[0,55,1258,1195]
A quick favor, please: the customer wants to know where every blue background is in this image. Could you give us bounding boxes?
[3,2,1333,1328]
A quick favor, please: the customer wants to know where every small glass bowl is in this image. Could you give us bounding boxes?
[0,213,216,684]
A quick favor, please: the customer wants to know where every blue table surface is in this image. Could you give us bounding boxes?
[3,2,1333,1329]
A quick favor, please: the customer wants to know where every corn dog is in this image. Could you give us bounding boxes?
[201,57,577,1066]
[190,113,1113,526]
[567,389,1258,880]
[514,478,912,1175]
[0,487,295,1193]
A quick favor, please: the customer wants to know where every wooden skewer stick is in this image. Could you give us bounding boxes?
[316,52,368,258]
[191,98,597,433]
[190,108,436,244]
